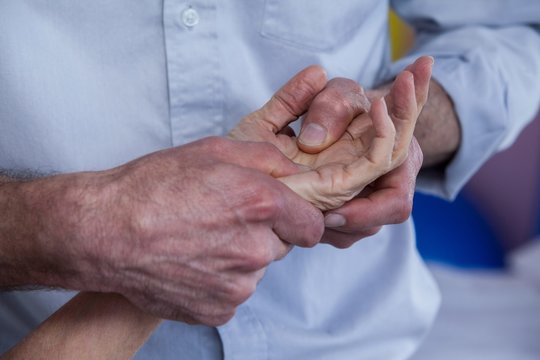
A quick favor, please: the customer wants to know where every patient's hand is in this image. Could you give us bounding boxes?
[229,57,431,210]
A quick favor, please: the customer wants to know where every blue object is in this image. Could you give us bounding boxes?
[413,191,506,269]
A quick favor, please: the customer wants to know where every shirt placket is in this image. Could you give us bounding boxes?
[163,0,224,146]
[162,1,267,359]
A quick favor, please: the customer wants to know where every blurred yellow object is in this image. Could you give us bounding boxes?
[389,10,414,61]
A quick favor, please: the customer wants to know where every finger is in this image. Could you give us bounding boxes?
[232,168,324,248]
[391,56,433,163]
[297,78,371,154]
[271,181,325,248]
[238,142,302,178]
[254,65,328,133]
[387,70,417,165]
[322,141,421,231]
[321,226,382,249]
[287,102,395,211]
[341,98,395,187]
[280,99,397,211]
[195,137,304,177]
[404,56,434,111]
[325,187,411,229]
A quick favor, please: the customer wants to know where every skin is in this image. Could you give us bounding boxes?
[0,134,325,326]
[295,60,460,248]
[2,293,160,360]
[0,52,456,330]
[2,56,450,360]
[231,56,445,248]
[230,57,433,211]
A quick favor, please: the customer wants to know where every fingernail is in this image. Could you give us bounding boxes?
[324,213,346,228]
[427,56,435,65]
[299,123,327,146]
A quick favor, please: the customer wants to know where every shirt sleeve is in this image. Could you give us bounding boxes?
[387,0,540,199]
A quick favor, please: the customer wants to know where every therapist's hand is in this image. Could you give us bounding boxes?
[0,142,323,327]
[102,139,325,325]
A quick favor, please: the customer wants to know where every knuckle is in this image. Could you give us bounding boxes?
[391,103,412,121]
[200,136,227,151]
[290,210,324,248]
[326,78,368,114]
[244,186,281,222]
[329,77,363,94]
[274,76,319,116]
[301,224,324,248]
[317,91,353,119]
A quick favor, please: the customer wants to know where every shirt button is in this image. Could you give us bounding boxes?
[182,7,200,28]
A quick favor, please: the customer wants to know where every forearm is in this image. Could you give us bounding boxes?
[414,79,460,168]
[0,172,104,290]
[0,175,56,288]
[0,172,161,357]
[2,292,161,360]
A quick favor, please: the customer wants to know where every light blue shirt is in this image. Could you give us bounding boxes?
[1,1,539,359]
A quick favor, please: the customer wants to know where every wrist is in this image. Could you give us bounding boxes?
[415,79,461,168]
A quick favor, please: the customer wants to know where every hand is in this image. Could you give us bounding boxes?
[317,57,433,247]
[231,57,432,212]
[6,137,323,326]
[321,137,423,248]
[231,56,432,247]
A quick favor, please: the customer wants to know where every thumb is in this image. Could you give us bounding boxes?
[250,65,328,133]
